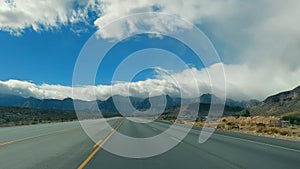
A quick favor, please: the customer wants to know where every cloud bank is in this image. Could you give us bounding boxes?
[1,63,299,101]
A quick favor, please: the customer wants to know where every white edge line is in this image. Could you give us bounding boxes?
[215,133,300,153]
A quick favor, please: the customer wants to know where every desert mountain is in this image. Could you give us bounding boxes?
[0,93,246,115]
[247,86,300,117]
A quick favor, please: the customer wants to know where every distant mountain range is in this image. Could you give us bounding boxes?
[0,93,253,116]
[246,86,300,118]
[1,86,299,126]
[2,85,300,118]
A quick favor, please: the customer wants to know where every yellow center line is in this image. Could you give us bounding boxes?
[93,139,103,148]
[78,120,124,169]
[0,127,77,147]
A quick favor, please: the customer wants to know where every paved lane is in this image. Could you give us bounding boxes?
[0,118,120,169]
[0,118,299,169]
[85,118,300,169]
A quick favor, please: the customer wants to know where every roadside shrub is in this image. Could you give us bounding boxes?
[256,123,266,133]
[266,128,279,135]
[217,123,225,129]
[279,129,290,136]
[282,116,300,125]
[240,121,246,127]
[226,122,233,126]
[256,123,266,128]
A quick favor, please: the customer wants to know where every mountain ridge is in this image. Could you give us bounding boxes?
[0,93,249,114]
[246,85,300,117]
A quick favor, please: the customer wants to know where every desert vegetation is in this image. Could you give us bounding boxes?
[159,114,300,140]
[216,116,300,139]
[0,106,77,127]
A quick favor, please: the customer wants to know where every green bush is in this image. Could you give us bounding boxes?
[282,116,300,125]
[242,110,251,117]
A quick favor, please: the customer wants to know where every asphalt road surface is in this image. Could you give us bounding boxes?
[0,117,299,169]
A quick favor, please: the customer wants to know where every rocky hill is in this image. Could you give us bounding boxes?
[247,86,300,118]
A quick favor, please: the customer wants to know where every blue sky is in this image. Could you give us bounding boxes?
[0,26,97,85]
[0,1,299,101]
[95,34,206,85]
[0,26,207,86]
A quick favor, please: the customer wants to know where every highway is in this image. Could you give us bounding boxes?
[0,117,300,169]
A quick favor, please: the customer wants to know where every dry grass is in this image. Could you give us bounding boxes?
[217,116,300,140]
[161,116,300,141]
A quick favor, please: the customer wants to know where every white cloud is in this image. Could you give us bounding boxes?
[92,0,300,100]
[92,0,300,65]
[1,63,300,101]
[0,0,99,35]
[222,64,300,100]
[1,1,300,100]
